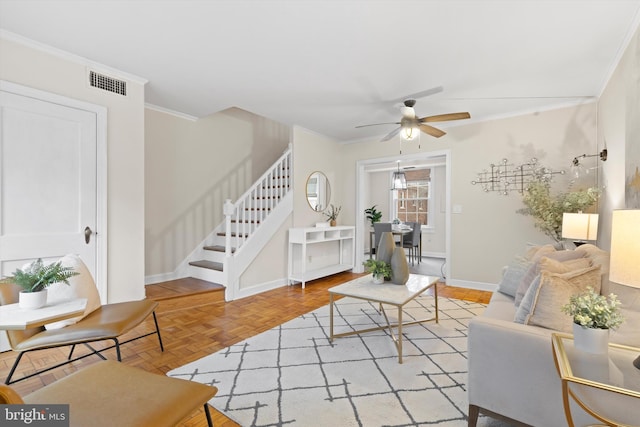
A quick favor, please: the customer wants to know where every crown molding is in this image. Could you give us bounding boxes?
[0,29,148,85]
[145,103,198,121]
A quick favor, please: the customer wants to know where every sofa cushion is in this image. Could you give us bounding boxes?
[575,243,611,294]
[525,265,602,332]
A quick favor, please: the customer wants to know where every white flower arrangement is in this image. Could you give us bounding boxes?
[561,286,624,330]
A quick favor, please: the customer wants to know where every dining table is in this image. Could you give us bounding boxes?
[368,225,413,259]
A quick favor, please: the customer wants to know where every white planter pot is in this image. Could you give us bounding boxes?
[372,275,384,284]
[18,290,48,309]
[572,323,609,354]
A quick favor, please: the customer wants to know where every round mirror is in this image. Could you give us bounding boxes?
[306,171,331,212]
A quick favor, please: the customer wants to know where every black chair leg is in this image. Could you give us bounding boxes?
[204,404,213,427]
[5,351,25,385]
[68,344,76,360]
[113,338,122,361]
[152,311,164,352]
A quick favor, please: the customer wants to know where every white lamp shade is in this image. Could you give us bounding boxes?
[610,209,640,288]
[561,213,599,240]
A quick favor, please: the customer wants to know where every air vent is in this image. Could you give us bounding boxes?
[89,71,127,96]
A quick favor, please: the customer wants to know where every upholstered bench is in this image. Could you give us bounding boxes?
[0,361,218,427]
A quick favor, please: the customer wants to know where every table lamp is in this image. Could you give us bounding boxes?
[609,209,640,369]
[562,212,599,246]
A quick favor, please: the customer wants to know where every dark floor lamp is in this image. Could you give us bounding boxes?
[609,209,640,369]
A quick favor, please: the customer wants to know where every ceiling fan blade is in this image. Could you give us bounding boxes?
[355,122,400,129]
[419,123,446,138]
[390,86,444,103]
[420,112,471,123]
[380,127,401,142]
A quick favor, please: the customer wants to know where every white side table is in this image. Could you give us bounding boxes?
[551,332,640,426]
[0,298,87,330]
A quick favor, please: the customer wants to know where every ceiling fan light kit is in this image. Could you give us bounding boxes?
[355,91,471,143]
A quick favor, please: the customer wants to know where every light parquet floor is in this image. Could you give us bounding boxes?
[0,272,492,427]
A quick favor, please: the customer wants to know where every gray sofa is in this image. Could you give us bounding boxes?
[467,244,640,427]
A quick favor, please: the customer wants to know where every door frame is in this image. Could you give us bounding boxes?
[0,80,108,301]
[354,149,451,282]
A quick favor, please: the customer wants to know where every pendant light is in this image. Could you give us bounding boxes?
[391,161,407,190]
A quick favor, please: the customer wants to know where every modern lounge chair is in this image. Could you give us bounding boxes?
[0,254,163,385]
[0,360,217,427]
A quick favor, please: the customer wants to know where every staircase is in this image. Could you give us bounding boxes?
[181,145,293,301]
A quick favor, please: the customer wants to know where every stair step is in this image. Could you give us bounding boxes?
[217,232,249,238]
[262,185,290,189]
[254,195,281,200]
[245,207,271,211]
[189,260,223,271]
[231,219,260,224]
[203,245,235,253]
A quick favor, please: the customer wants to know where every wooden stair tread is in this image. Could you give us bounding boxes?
[203,245,235,253]
[189,260,223,271]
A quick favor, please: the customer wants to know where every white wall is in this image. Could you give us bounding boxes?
[144,107,290,277]
[341,103,599,288]
[598,24,640,250]
[0,36,146,303]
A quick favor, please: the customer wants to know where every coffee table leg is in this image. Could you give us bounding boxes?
[398,305,403,364]
[329,293,334,342]
[434,282,439,323]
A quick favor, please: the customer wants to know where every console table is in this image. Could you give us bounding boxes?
[287,226,355,288]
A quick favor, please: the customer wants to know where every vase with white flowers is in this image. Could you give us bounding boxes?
[561,286,623,354]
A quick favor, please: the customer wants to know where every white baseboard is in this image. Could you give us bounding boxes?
[234,278,288,300]
[145,272,178,285]
[446,278,497,293]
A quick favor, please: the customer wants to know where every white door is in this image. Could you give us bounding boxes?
[0,90,98,285]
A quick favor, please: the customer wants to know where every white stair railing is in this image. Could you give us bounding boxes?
[223,144,292,256]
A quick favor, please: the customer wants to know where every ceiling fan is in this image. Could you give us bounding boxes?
[356,98,471,142]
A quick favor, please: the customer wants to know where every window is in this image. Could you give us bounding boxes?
[392,168,431,226]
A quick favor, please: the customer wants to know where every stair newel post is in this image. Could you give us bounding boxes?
[223,199,234,256]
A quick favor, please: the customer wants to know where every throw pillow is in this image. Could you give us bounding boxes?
[45,254,102,330]
[514,257,592,323]
[525,265,602,332]
[513,249,584,306]
[497,256,532,298]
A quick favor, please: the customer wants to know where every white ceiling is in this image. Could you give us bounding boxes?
[1,0,639,143]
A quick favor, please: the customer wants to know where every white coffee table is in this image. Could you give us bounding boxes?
[328,274,439,363]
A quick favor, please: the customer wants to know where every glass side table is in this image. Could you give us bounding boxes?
[551,332,640,427]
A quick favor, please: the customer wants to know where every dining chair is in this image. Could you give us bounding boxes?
[402,222,422,265]
[372,222,392,256]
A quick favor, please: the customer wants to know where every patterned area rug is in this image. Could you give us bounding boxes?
[168,295,506,426]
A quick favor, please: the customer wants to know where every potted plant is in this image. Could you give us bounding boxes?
[517,181,599,242]
[363,259,392,284]
[561,286,623,354]
[2,258,79,309]
[323,204,342,226]
[364,205,382,228]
